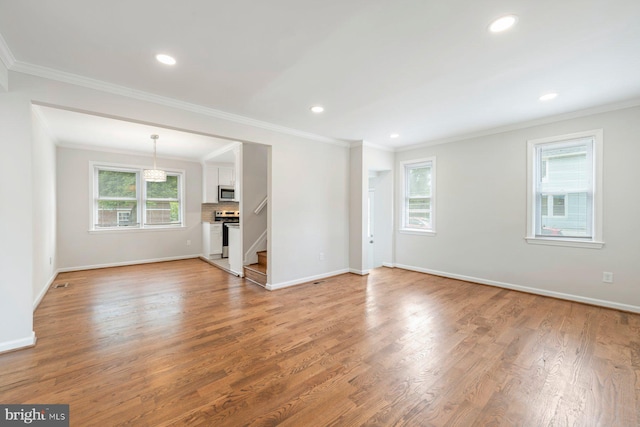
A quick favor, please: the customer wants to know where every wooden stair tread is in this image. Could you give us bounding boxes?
[245,263,267,274]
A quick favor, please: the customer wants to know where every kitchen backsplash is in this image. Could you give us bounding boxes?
[201,202,240,222]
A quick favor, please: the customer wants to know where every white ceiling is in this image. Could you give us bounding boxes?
[33,105,238,162]
[2,0,640,150]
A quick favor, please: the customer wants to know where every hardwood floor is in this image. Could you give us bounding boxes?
[1,259,638,426]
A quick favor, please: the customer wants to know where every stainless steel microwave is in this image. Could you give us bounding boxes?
[218,185,235,201]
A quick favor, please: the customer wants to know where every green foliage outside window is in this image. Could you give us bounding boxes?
[98,170,137,198]
[147,175,178,199]
[95,168,182,228]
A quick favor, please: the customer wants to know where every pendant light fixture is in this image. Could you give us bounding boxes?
[143,134,167,182]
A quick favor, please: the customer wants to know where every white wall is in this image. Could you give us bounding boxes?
[349,145,365,273]
[0,57,7,92]
[365,145,394,171]
[242,143,268,262]
[395,105,640,311]
[56,147,203,269]
[269,139,350,287]
[0,90,34,351]
[32,109,57,308]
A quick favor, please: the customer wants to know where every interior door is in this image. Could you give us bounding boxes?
[367,190,375,270]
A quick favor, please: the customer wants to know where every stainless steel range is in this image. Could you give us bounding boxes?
[214,210,240,258]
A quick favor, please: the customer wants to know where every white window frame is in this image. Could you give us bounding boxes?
[540,158,549,182]
[90,162,186,232]
[525,129,603,249]
[400,157,436,235]
[144,173,183,227]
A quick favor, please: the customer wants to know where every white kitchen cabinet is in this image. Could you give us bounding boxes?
[203,222,223,258]
[203,163,237,203]
[202,222,210,256]
[203,165,219,203]
[218,166,234,186]
[210,223,223,256]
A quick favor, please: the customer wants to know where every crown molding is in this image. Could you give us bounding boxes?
[9,60,350,147]
[397,97,640,152]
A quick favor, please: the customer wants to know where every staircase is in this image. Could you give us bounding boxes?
[244,251,267,287]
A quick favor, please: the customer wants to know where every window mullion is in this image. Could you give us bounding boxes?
[139,171,145,228]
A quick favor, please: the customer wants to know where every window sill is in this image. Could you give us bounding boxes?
[89,225,186,234]
[399,228,437,236]
[524,236,604,249]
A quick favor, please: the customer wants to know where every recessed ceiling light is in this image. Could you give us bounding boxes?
[390,133,400,139]
[539,93,558,101]
[489,15,518,33]
[156,54,176,65]
[310,105,324,113]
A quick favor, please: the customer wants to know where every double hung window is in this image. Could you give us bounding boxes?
[92,164,184,230]
[401,158,435,233]
[526,130,603,248]
[145,175,181,226]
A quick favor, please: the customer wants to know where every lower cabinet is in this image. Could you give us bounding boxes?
[203,222,223,258]
[210,223,223,256]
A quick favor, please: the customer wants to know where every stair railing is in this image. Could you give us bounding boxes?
[254,196,267,215]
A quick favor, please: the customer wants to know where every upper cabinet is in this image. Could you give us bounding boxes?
[204,165,219,203]
[202,145,240,203]
[218,166,234,187]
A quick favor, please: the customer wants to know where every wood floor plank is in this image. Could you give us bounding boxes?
[0,259,638,426]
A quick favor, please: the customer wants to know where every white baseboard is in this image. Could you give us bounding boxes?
[349,268,370,275]
[395,263,640,314]
[0,332,36,354]
[266,268,350,291]
[57,255,200,273]
[33,270,60,311]
[382,262,395,268]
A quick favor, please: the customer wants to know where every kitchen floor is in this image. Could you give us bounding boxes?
[206,257,234,275]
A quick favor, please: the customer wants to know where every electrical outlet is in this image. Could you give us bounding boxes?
[319,252,324,261]
[186,240,191,246]
[602,272,614,283]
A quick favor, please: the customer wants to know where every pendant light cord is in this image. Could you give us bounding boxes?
[151,134,159,169]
